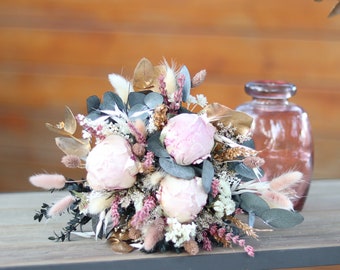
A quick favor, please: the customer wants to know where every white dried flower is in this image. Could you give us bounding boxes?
[87,191,114,215]
[196,94,208,107]
[186,95,197,104]
[165,218,196,247]
[213,179,235,217]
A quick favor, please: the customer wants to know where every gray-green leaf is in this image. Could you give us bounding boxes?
[159,157,195,180]
[202,159,214,193]
[259,208,304,228]
[144,92,164,109]
[128,92,145,107]
[239,192,270,216]
[235,163,264,180]
[179,65,191,102]
[147,132,170,158]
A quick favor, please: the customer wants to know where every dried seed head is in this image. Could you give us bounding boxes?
[243,156,265,168]
[183,239,199,255]
[128,227,141,240]
[191,69,207,88]
[132,143,146,157]
[153,104,168,130]
[61,155,82,168]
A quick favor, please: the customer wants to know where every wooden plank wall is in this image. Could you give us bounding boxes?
[1,0,340,192]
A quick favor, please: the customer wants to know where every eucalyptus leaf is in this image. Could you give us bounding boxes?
[86,111,102,121]
[99,91,125,111]
[128,92,146,107]
[242,139,255,149]
[159,157,195,179]
[235,163,264,181]
[147,132,170,158]
[128,104,149,120]
[259,208,304,228]
[179,65,191,102]
[202,159,214,193]
[239,192,270,216]
[144,92,164,109]
[86,95,101,114]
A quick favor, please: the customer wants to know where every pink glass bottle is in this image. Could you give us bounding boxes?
[236,81,313,211]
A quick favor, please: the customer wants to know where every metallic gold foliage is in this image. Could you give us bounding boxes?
[203,103,253,136]
[213,143,258,162]
[108,230,135,253]
[46,106,91,157]
[133,57,166,92]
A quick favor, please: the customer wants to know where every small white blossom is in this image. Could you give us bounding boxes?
[213,178,236,218]
[186,95,197,104]
[196,94,207,107]
[165,218,196,247]
[147,113,157,133]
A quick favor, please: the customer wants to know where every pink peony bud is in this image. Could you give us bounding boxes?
[161,113,215,165]
[158,175,208,223]
[29,173,66,190]
[86,135,139,190]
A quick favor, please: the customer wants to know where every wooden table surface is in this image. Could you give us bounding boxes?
[0,180,339,270]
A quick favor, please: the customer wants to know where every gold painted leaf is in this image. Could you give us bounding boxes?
[111,241,134,253]
[45,106,76,135]
[133,57,155,91]
[203,103,253,136]
[45,123,70,136]
[55,137,90,157]
[63,106,77,134]
[110,230,131,241]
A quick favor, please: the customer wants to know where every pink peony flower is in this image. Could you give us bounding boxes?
[158,175,208,223]
[161,113,215,165]
[86,135,139,190]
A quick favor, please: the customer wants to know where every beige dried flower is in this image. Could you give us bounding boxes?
[132,143,146,157]
[153,104,168,130]
[183,239,199,255]
[243,156,265,168]
[214,146,258,161]
[128,227,141,240]
[61,155,82,168]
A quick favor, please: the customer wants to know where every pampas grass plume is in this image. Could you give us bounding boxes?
[143,217,165,251]
[261,190,293,211]
[88,193,114,215]
[48,195,75,217]
[270,171,303,192]
[143,171,165,189]
[29,173,66,190]
[162,59,178,95]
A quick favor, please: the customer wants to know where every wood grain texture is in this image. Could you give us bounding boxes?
[1,0,340,192]
[0,180,339,269]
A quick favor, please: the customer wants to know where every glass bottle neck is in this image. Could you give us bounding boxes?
[245,81,297,102]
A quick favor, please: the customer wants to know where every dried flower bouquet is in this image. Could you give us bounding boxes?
[30,58,303,256]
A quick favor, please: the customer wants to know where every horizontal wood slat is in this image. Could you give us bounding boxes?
[2,29,340,84]
[0,0,340,35]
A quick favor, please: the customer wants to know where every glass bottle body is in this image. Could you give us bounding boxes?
[236,81,313,211]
